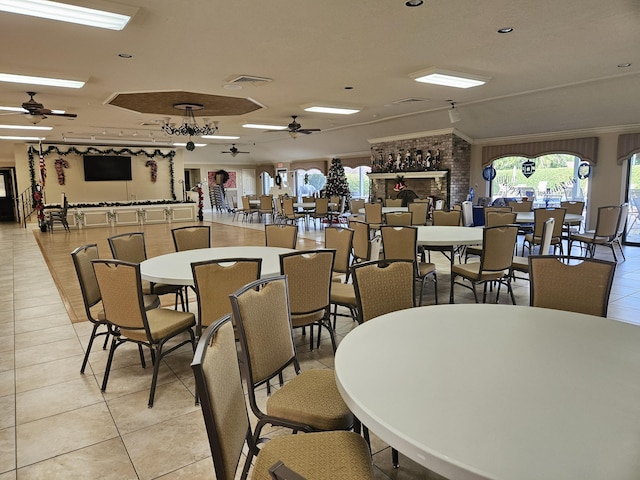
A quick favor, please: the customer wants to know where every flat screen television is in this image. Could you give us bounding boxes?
[83,155,132,181]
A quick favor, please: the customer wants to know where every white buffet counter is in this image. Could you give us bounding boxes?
[47,202,197,228]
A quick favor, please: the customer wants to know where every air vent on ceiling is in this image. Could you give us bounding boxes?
[393,97,430,104]
[229,75,273,84]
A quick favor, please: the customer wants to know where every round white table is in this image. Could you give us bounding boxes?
[358,206,409,214]
[140,246,294,286]
[416,225,483,247]
[335,304,640,480]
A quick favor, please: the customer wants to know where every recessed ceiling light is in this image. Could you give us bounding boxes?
[118,53,133,58]
[0,124,52,130]
[344,86,354,90]
[200,135,240,140]
[0,135,45,141]
[405,0,424,6]
[618,63,632,68]
[0,73,85,89]
[410,68,490,89]
[497,27,514,33]
[304,106,360,115]
[0,0,135,30]
[243,123,288,130]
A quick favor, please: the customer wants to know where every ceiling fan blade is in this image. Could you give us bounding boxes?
[298,129,320,134]
[47,112,77,118]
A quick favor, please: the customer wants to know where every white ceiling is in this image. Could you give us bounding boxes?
[1,0,639,164]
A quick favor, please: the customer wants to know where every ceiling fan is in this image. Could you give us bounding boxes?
[285,115,321,137]
[20,92,78,124]
[221,144,250,157]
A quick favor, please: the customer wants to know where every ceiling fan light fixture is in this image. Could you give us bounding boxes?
[173,142,206,148]
[303,105,360,115]
[0,0,136,30]
[410,68,490,89]
[405,0,424,6]
[0,73,85,89]
[161,103,218,137]
[242,123,288,130]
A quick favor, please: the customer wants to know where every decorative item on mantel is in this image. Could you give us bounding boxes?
[371,147,441,173]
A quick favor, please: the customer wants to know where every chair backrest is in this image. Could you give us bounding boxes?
[594,205,622,238]
[483,206,512,224]
[352,259,415,323]
[191,315,253,480]
[302,196,315,203]
[314,197,329,215]
[171,225,211,251]
[385,198,403,207]
[533,208,566,238]
[384,211,413,226]
[108,232,147,263]
[432,210,461,226]
[348,220,372,262]
[529,256,616,317]
[349,198,365,214]
[539,218,555,255]
[324,227,354,276]
[507,200,532,212]
[92,259,147,333]
[560,200,585,215]
[191,258,262,335]
[279,249,335,316]
[479,225,519,273]
[364,203,382,224]
[282,197,295,216]
[260,195,273,212]
[461,200,474,227]
[330,195,340,206]
[485,211,517,227]
[71,244,102,315]
[265,224,298,249]
[408,202,428,225]
[380,226,417,261]
[230,276,298,387]
[615,203,629,237]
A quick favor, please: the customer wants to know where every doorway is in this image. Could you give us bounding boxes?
[0,168,16,222]
[624,153,640,245]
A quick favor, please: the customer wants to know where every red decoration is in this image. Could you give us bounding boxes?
[54,158,69,185]
[145,159,158,182]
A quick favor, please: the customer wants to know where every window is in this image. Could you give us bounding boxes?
[294,169,325,197]
[345,165,370,199]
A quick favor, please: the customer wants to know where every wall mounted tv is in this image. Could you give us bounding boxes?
[83,155,132,181]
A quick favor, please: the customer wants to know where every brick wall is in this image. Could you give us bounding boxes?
[369,133,471,207]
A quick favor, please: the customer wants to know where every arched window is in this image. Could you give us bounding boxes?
[345,165,371,199]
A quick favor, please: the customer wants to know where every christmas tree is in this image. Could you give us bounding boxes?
[324,157,352,206]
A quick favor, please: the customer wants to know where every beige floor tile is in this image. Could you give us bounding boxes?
[14,324,77,351]
[16,376,103,425]
[14,304,67,323]
[13,286,59,302]
[16,437,137,480]
[96,360,179,402]
[0,352,14,374]
[122,410,210,480]
[16,403,118,468]
[14,338,84,369]
[0,336,13,354]
[13,313,71,335]
[0,371,14,398]
[0,427,16,474]
[0,470,16,480]
[0,395,14,430]
[107,380,198,436]
[154,457,214,479]
[88,342,155,376]
[15,355,89,394]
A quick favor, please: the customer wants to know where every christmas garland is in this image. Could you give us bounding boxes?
[54,158,69,185]
[145,159,158,183]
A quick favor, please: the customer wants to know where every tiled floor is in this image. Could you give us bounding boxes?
[1,213,640,480]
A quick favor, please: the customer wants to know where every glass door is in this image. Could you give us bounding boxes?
[624,153,640,245]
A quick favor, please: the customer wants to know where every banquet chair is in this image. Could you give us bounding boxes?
[522,207,566,256]
[47,194,70,232]
[71,244,160,374]
[349,220,373,263]
[464,211,517,263]
[380,226,438,306]
[310,197,330,228]
[349,198,365,221]
[408,202,428,225]
[229,275,356,444]
[233,195,249,221]
[384,211,413,226]
[243,195,259,222]
[279,249,337,351]
[108,232,186,310]
[191,315,373,480]
[259,195,274,222]
[328,196,348,225]
[326,227,357,327]
[385,198,403,207]
[507,199,533,212]
[92,259,195,407]
[450,225,519,304]
[426,209,463,263]
[351,258,415,468]
[191,258,261,337]
[483,206,513,224]
[610,202,629,261]
[511,218,555,280]
[529,256,616,317]
[265,224,298,249]
[364,202,383,231]
[171,225,211,251]
[282,197,306,227]
[569,205,622,260]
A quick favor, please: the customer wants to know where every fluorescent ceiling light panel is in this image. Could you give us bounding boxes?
[0,106,67,114]
[0,0,133,30]
[173,142,206,147]
[0,73,85,88]
[0,135,45,141]
[200,135,240,140]
[243,123,287,130]
[0,124,52,130]
[410,69,489,88]
[303,106,360,115]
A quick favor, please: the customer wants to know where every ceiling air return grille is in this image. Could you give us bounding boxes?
[393,97,430,104]
[229,75,273,85]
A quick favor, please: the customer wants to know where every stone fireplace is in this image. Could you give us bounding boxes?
[368,129,471,208]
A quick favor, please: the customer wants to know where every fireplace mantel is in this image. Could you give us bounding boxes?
[366,171,448,180]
